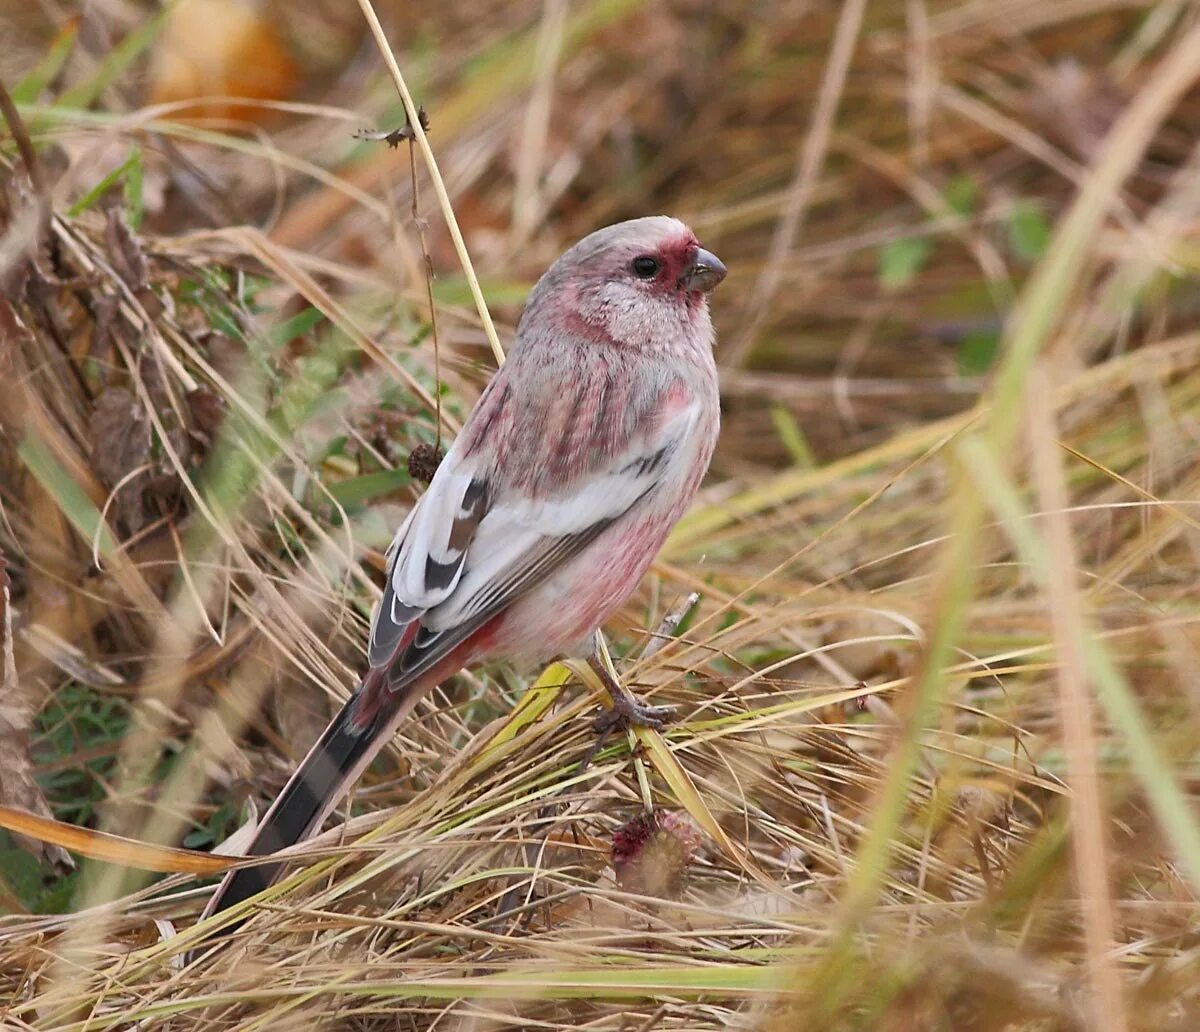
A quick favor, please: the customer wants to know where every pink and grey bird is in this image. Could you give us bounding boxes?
[201,216,726,922]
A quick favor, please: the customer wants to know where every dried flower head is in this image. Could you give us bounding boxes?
[407,442,444,485]
[611,809,703,898]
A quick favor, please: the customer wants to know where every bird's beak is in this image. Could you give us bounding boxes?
[680,247,727,293]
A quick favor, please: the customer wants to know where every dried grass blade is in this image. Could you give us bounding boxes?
[482,663,572,754]
[0,805,231,874]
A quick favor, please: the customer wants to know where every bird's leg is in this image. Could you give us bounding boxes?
[588,637,675,734]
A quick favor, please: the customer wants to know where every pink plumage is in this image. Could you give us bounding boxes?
[199,216,725,928]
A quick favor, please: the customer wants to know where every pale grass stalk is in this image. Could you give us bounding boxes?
[33,312,382,1012]
[673,332,1200,548]
[28,102,396,219]
[1027,369,1127,1032]
[938,82,1170,265]
[511,0,568,245]
[787,18,1200,1021]
[727,0,868,366]
[905,0,933,170]
[961,432,1200,890]
[354,0,506,368]
[224,225,459,436]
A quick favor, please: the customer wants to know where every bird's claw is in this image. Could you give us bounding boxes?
[593,696,676,735]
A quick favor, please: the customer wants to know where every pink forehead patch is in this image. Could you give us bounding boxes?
[659,232,699,262]
[646,232,700,281]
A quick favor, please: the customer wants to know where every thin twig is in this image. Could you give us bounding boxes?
[404,117,444,450]
[0,78,43,194]
[354,0,506,368]
[639,591,700,663]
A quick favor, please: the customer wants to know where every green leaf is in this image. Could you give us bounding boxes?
[1007,203,1051,262]
[181,829,208,849]
[67,146,141,218]
[11,21,79,103]
[327,468,411,508]
[944,174,979,216]
[36,869,80,914]
[124,144,144,229]
[17,431,116,557]
[0,843,47,911]
[268,307,326,348]
[878,236,932,291]
[57,6,171,109]
[769,405,815,467]
[957,328,1001,376]
[432,277,532,308]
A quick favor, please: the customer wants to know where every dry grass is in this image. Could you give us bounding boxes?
[2,0,1200,1028]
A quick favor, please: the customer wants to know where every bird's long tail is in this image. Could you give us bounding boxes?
[199,668,423,923]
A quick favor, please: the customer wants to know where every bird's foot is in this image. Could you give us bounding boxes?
[579,676,674,772]
[593,692,676,735]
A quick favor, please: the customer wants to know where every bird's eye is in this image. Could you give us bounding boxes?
[631,255,660,279]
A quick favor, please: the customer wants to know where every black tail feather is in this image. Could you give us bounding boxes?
[199,687,391,924]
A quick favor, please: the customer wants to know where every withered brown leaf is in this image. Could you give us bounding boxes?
[0,551,73,868]
[89,386,153,532]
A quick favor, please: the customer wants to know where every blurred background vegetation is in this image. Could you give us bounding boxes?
[2,0,1200,1028]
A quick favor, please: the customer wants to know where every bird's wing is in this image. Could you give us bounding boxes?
[366,390,703,682]
[366,462,487,666]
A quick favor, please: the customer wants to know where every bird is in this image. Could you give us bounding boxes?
[199,215,726,925]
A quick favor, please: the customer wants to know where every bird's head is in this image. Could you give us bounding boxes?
[522,216,726,353]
